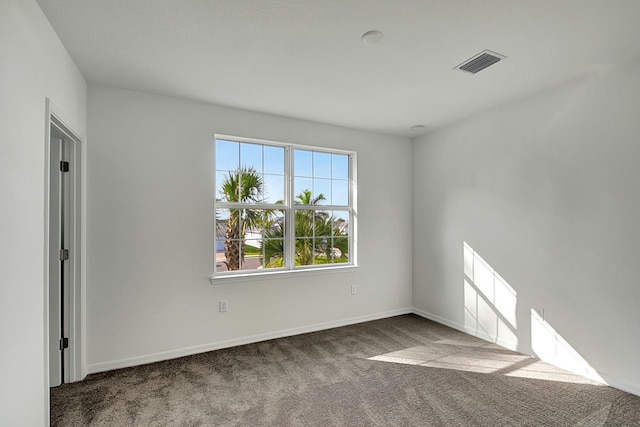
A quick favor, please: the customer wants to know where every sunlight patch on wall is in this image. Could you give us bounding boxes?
[463,242,518,349]
[530,309,605,384]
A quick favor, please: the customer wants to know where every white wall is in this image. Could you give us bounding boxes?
[86,84,413,371]
[0,0,87,425]
[412,59,640,395]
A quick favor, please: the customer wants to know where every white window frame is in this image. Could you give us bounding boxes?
[212,134,357,280]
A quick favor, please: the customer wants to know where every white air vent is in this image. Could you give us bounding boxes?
[454,50,506,74]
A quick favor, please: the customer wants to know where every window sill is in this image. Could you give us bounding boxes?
[210,264,359,285]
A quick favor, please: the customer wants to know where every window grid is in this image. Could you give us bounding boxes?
[215,135,354,276]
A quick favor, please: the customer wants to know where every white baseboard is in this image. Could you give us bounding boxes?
[86,306,640,398]
[412,308,466,333]
[598,372,640,397]
[88,307,414,374]
[412,308,519,351]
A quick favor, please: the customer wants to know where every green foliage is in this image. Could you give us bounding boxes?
[244,244,261,255]
[217,171,349,270]
[217,167,264,270]
[261,190,348,267]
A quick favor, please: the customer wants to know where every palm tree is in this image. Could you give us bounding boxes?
[261,219,285,268]
[261,189,348,267]
[217,167,263,270]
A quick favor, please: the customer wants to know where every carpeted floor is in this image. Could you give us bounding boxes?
[51,315,640,426]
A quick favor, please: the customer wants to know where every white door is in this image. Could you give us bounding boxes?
[49,133,71,386]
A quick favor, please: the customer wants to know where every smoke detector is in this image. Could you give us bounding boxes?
[454,50,506,74]
[361,30,383,44]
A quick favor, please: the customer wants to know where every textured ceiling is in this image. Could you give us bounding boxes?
[37,0,640,137]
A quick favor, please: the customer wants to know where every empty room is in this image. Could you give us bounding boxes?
[2,0,640,425]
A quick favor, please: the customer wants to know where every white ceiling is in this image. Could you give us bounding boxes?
[37,0,640,137]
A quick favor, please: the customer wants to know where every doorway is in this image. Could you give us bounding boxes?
[46,101,85,387]
[49,128,70,386]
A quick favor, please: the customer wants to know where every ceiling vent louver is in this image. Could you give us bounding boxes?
[455,50,506,74]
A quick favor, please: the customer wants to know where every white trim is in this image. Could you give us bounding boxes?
[87,307,413,374]
[211,264,358,284]
[84,305,640,398]
[412,308,518,351]
[293,204,351,211]
[43,101,52,427]
[44,98,87,387]
[349,151,357,266]
[214,134,357,277]
[597,372,640,398]
[285,144,294,267]
[218,202,286,210]
[412,308,469,334]
[215,133,354,156]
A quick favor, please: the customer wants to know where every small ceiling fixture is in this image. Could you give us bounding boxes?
[361,30,383,44]
[411,125,425,132]
[454,50,506,74]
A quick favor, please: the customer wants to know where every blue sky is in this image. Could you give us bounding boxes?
[216,139,349,205]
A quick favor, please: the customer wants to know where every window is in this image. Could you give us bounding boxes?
[214,134,355,276]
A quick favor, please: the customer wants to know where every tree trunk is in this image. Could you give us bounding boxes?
[224,215,244,270]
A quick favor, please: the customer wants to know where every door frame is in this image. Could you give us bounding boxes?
[44,98,86,385]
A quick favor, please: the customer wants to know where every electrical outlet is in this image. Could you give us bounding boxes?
[219,299,228,313]
[351,284,357,295]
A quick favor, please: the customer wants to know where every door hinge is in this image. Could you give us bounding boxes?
[59,337,69,350]
[59,248,69,261]
[60,161,69,172]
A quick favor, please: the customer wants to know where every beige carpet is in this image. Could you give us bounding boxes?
[51,315,640,426]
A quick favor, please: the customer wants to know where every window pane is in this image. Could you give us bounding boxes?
[295,238,314,265]
[332,210,349,236]
[331,211,349,263]
[332,236,349,263]
[294,209,315,238]
[314,210,332,237]
[240,142,263,173]
[261,210,286,268]
[240,237,262,271]
[220,169,261,203]
[294,209,338,246]
[216,170,234,201]
[215,209,229,272]
[294,150,312,177]
[216,140,239,171]
[313,237,331,264]
[332,180,349,206]
[264,146,284,175]
[313,152,331,178]
[332,154,349,180]
[216,239,243,272]
[294,177,312,201]
[262,239,284,268]
[263,209,285,238]
[244,225,262,249]
[216,209,287,272]
[313,179,331,205]
[241,208,263,272]
[218,209,243,270]
[263,174,284,203]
